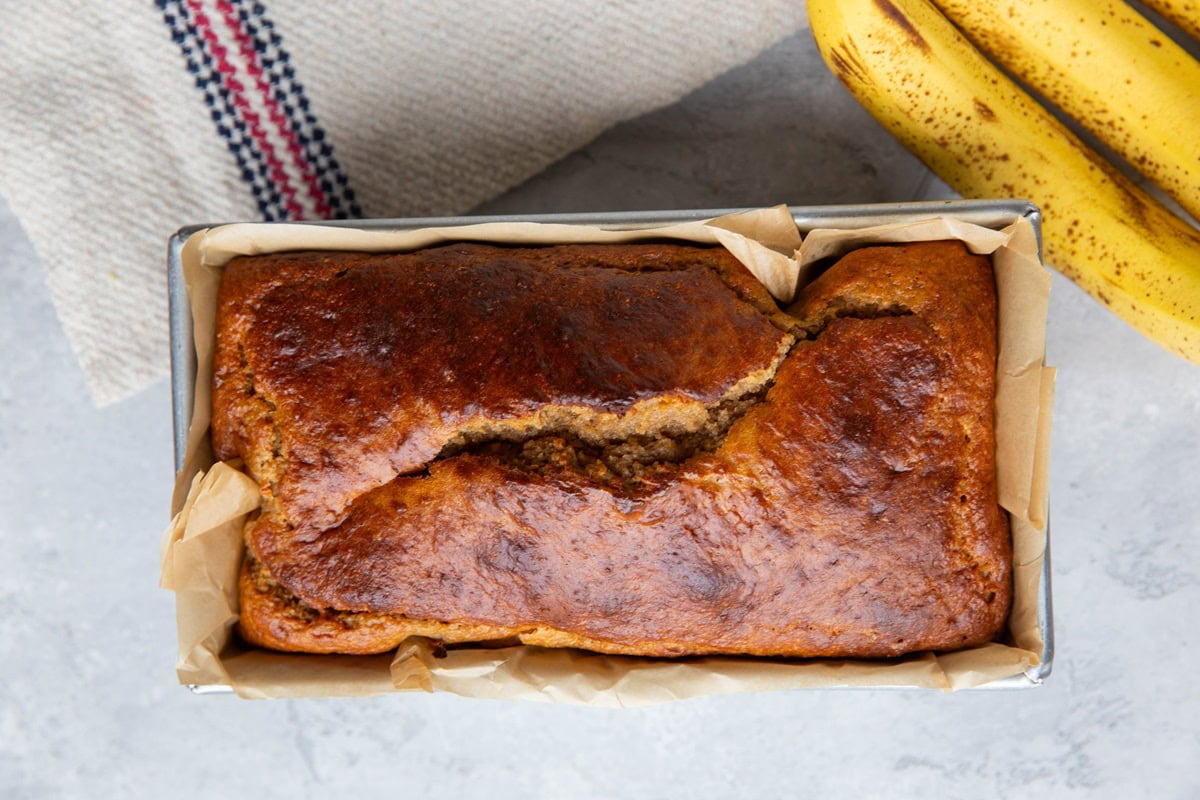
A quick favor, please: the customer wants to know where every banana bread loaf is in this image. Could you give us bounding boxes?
[213,240,1010,657]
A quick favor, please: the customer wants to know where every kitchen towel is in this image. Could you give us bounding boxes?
[0,0,807,405]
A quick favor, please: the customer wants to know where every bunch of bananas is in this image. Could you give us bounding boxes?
[808,0,1200,363]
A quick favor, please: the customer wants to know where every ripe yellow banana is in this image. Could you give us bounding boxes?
[1140,0,1200,44]
[807,0,1200,363]
[932,0,1200,224]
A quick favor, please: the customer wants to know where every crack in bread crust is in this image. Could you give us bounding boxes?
[395,336,793,491]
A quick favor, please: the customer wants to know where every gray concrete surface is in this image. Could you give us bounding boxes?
[3,30,1200,799]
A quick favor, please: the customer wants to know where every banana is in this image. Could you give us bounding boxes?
[932,0,1200,225]
[1140,0,1200,44]
[807,0,1200,363]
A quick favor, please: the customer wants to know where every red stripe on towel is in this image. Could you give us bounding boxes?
[214,0,333,218]
[186,0,308,219]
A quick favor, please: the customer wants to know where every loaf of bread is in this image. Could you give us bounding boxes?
[212,240,1010,658]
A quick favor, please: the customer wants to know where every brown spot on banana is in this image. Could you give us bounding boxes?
[973,99,996,120]
[874,0,931,52]
[829,39,870,85]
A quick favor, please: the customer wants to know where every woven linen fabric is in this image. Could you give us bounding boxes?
[0,1,807,406]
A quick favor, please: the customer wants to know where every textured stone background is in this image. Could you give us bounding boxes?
[3,31,1199,798]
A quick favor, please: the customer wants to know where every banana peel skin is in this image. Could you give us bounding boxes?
[933,0,1200,225]
[1140,0,1200,44]
[808,0,1200,364]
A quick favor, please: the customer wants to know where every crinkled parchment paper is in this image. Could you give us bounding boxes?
[160,205,1054,703]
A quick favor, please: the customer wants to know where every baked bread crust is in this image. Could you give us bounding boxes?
[213,243,795,530]
[217,240,1010,657]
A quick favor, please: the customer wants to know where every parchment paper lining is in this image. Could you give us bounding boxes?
[160,205,1054,703]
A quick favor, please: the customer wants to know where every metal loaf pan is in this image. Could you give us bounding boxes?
[167,200,1053,691]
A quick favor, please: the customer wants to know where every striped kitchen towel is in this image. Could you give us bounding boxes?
[0,0,806,405]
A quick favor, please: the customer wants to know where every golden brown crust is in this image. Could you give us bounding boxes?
[237,554,522,654]
[219,240,1010,658]
[213,243,795,530]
